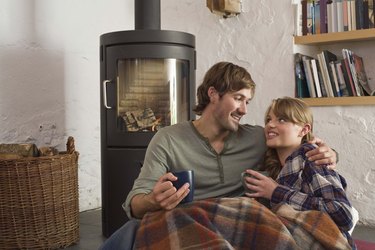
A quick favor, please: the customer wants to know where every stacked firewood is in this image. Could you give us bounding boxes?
[0,142,60,159]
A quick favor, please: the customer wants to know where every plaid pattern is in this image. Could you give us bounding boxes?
[134,197,352,250]
[274,203,353,250]
[271,143,355,249]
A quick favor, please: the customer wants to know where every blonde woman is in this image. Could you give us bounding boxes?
[243,97,356,249]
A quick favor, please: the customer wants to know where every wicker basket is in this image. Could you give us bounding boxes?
[0,137,79,249]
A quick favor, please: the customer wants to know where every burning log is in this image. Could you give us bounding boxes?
[121,107,162,132]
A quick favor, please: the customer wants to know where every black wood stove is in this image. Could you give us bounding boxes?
[100,0,196,237]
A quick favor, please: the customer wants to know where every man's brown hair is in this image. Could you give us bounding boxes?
[193,62,256,115]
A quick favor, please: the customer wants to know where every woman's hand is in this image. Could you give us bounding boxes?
[243,169,278,200]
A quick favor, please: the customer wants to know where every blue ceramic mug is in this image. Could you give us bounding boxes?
[172,170,194,203]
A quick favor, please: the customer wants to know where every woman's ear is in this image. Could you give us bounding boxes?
[300,123,312,137]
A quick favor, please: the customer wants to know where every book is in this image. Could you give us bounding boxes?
[344,49,364,96]
[322,50,340,96]
[343,0,349,31]
[317,63,327,97]
[347,0,353,30]
[368,0,374,28]
[363,0,370,29]
[307,0,314,34]
[311,0,316,34]
[340,58,356,96]
[335,61,350,96]
[317,52,334,97]
[311,59,323,97]
[302,0,308,35]
[350,0,357,30]
[337,0,344,32]
[327,0,333,32]
[329,61,342,96]
[302,55,317,97]
[352,54,375,95]
[295,54,310,98]
[331,0,338,32]
[320,0,328,33]
[315,0,322,33]
[356,0,365,29]
[294,0,304,36]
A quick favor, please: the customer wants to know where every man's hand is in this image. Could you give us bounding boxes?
[306,137,337,170]
[130,172,191,219]
[152,172,191,210]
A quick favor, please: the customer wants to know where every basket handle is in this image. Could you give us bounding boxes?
[66,136,75,154]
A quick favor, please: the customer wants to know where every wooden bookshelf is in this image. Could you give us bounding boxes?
[294,29,375,45]
[301,96,375,106]
[294,29,375,106]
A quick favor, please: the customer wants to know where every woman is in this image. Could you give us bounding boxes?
[243,97,356,249]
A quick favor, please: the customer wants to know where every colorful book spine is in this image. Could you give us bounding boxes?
[369,0,375,28]
[335,61,350,96]
[342,49,362,96]
[315,0,322,33]
[311,59,323,97]
[318,52,334,97]
[320,0,328,33]
[340,59,355,96]
[307,0,314,34]
[302,0,308,35]
[348,0,353,30]
[327,1,333,32]
[356,0,364,29]
[323,50,340,97]
[363,0,370,29]
[350,0,357,30]
[337,0,344,32]
[294,0,304,36]
[343,0,349,31]
[353,54,375,95]
[329,61,342,96]
[295,54,310,98]
[331,0,338,32]
[302,56,317,97]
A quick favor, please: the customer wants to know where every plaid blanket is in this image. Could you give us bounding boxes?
[134,197,352,250]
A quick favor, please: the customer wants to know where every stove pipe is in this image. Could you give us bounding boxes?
[135,0,161,30]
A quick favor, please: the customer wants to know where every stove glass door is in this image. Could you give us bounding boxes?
[117,58,189,132]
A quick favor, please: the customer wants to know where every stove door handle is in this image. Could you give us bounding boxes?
[102,80,112,109]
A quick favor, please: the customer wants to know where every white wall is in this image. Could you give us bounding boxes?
[1,0,374,226]
[0,0,134,211]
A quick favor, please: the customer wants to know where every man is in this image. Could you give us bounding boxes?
[100,62,336,249]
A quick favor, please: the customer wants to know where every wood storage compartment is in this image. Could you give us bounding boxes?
[0,137,79,249]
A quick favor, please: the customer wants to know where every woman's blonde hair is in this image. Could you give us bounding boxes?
[262,97,314,179]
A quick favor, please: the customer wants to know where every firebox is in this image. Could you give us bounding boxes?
[100,0,196,237]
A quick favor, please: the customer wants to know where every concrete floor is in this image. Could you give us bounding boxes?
[63,209,105,250]
[64,208,375,249]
